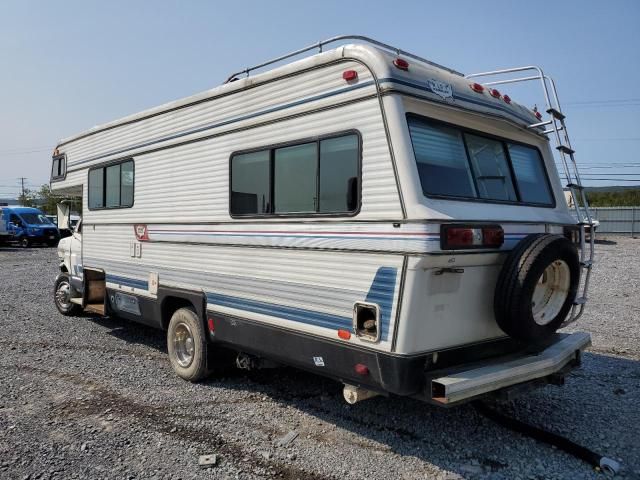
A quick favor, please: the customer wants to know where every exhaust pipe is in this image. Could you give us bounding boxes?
[343,384,379,404]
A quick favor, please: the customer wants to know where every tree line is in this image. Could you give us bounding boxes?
[585,188,640,207]
[18,185,82,215]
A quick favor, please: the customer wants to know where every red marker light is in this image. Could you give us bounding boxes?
[354,364,369,376]
[503,94,512,104]
[535,110,542,120]
[393,58,409,71]
[342,70,358,82]
[470,82,484,93]
[489,88,501,98]
[207,318,215,332]
[337,329,351,340]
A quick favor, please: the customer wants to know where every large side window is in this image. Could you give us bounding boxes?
[407,115,554,206]
[230,132,360,216]
[88,159,134,210]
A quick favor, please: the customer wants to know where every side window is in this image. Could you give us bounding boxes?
[319,135,359,213]
[10,214,22,225]
[88,159,134,210]
[51,154,66,180]
[231,150,271,215]
[274,143,317,213]
[230,132,360,217]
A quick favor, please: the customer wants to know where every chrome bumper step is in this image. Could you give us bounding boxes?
[430,332,591,405]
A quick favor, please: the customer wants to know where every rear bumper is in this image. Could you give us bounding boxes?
[428,332,591,405]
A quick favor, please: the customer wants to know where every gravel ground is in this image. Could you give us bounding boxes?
[0,237,639,480]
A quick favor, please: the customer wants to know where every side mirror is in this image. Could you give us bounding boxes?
[57,203,70,230]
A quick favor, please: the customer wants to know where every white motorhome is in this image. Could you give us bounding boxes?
[50,36,595,405]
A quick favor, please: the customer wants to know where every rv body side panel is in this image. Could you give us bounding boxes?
[83,224,404,352]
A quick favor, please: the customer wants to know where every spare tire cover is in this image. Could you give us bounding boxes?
[494,233,580,343]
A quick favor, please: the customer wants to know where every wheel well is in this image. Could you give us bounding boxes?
[161,297,196,330]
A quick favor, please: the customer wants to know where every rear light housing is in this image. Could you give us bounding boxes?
[441,224,504,250]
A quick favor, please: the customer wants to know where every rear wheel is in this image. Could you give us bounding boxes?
[167,307,209,382]
[20,237,30,248]
[54,273,81,315]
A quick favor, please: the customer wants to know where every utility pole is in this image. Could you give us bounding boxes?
[18,177,27,205]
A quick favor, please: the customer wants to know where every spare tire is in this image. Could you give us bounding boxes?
[494,233,580,343]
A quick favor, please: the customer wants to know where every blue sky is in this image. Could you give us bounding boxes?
[0,0,638,196]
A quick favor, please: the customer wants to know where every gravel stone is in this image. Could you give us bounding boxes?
[0,237,638,479]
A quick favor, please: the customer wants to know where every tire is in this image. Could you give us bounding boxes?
[167,307,209,382]
[20,237,30,248]
[494,234,580,343]
[54,273,81,315]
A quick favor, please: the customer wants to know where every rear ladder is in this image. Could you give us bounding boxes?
[465,66,594,325]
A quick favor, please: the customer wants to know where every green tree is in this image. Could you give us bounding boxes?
[18,188,37,207]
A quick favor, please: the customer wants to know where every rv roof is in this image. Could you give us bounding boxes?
[57,40,540,147]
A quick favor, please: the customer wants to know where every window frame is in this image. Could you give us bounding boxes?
[87,158,135,211]
[229,130,363,218]
[406,113,556,208]
[51,154,67,181]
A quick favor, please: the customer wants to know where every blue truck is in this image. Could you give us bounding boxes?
[0,207,60,247]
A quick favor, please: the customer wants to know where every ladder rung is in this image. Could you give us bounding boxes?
[574,297,587,305]
[556,145,575,155]
[566,183,584,190]
[546,108,566,120]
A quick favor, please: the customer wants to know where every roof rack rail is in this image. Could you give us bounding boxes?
[224,35,464,83]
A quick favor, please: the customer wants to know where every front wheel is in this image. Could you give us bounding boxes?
[54,273,81,315]
[20,237,30,248]
[167,307,210,382]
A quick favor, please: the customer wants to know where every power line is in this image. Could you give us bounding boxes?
[0,146,52,155]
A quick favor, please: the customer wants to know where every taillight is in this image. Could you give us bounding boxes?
[441,225,504,250]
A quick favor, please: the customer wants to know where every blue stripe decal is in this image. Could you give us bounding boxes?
[378,77,538,126]
[106,274,149,290]
[104,267,397,342]
[68,80,375,169]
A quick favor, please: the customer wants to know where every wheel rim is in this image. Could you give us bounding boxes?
[55,280,72,310]
[531,260,571,325]
[21,238,29,248]
[173,322,195,368]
